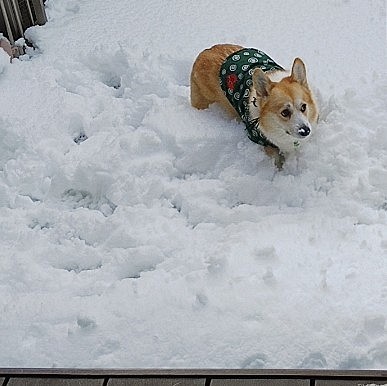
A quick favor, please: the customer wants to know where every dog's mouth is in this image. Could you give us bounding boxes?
[285,130,298,138]
[284,131,300,148]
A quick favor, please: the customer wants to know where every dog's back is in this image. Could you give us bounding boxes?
[190,44,243,117]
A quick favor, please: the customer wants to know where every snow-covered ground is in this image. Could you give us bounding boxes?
[0,0,386,369]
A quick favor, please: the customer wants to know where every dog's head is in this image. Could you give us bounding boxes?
[252,58,318,152]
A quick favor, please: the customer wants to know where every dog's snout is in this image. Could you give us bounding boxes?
[298,125,311,137]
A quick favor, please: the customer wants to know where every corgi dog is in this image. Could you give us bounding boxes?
[190,44,319,168]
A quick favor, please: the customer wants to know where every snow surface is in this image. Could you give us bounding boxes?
[0,0,386,369]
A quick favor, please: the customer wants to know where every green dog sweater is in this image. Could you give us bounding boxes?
[219,48,284,147]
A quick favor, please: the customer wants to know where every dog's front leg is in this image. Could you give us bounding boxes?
[265,146,285,170]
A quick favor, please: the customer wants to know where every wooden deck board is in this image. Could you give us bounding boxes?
[7,378,105,386]
[1,369,387,386]
[108,379,206,385]
[315,380,387,386]
[211,380,309,385]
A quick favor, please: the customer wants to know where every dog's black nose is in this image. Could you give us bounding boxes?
[298,125,311,137]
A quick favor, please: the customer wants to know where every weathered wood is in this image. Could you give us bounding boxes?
[316,380,387,386]
[7,378,104,386]
[1,369,387,379]
[108,379,206,386]
[1,369,387,386]
[211,380,309,386]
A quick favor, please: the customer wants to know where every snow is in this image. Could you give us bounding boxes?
[0,0,386,369]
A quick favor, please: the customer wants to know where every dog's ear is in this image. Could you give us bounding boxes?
[291,58,308,86]
[252,68,273,98]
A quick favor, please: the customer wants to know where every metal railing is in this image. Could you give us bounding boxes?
[0,0,46,44]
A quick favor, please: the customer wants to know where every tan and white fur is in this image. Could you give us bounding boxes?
[190,44,318,168]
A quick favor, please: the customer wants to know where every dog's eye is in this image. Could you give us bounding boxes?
[281,109,291,118]
[300,103,307,113]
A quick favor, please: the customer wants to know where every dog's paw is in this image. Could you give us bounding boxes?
[264,146,285,169]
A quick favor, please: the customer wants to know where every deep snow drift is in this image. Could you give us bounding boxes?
[0,0,386,369]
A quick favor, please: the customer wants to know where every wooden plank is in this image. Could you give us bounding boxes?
[108,379,206,386]
[316,380,387,386]
[1,369,387,379]
[211,380,309,386]
[7,378,104,386]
